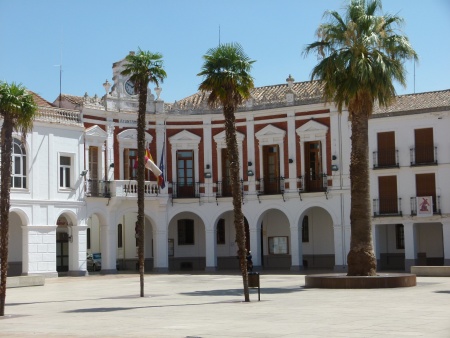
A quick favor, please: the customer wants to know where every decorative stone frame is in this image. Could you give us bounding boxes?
[255,124,286,179]
[168,130,201,184]
[116,129,153,180]
[85,125,108,180]
[296,120,329,178]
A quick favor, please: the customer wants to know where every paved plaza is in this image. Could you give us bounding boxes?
[1,272,450,337]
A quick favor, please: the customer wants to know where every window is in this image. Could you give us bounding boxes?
[59,155,71,188]
[377,131,396,167]
[302,216,309,242]
[395,224,404,249]
[217,219,225,244]
[268,236,289,254]
[416,173,436,213]
[178,219,194,245]
[124,148,151,181]
[414,128,434,164]
[87,228,91,250]
[378,176,398,214]
[11,138,27,188]
[118,224,123,248]
[176,150,195,198]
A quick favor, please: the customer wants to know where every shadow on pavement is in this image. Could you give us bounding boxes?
[180,287,306,296]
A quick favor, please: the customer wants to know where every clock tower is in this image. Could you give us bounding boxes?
[103,51,163,114]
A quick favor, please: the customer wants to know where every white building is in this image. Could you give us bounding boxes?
[6,93,86,277]
[5,54,450,276]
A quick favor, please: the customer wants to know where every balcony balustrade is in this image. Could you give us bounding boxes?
[410,196,441,215]
[85,180,111,198]
[373,198,402,217]
[216,179,243,198]
[85,180,160,198]
[373,150,399,169]
[298,173,328,193]
[410,146,437,166]
[257,177,285,195]
[171,181,200,199]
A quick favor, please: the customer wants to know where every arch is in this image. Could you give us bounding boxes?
[298,205,335,269]
[9,207,30,226]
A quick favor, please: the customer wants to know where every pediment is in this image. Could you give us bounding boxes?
[296,120,328,134]
[169,130,201,144]
[117,129,153,143]
[213,130,245,142]
[85,125,107,139]
[255,124,286,140]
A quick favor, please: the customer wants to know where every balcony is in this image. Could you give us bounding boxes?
[298,173,328,193]
[373,198,402,217]
[171,182,200,199]
[373,150,399,169]
[257,177,285,195]
[85,180,111,198]
[410,146,437,166]
[216,179,243,198]
[85,180,160,198]
[410,196,441,215]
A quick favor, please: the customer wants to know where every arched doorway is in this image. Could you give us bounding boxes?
[8,211,24,276]
[56,214,72,275]
[260,209,290,270]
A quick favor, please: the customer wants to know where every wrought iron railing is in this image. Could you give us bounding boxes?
[257,177,285,195]
[216,179,243,198]
[373,150,399,168]
[298,173,328,193]
[86,180,111,198]
[171,182,200,199]
[373,198,402,217]
[410,196,441,215]
[410,146,437,166]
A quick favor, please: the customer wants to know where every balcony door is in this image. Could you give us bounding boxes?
[416,173,436,212]
[177,150,195,197]
[263,145,280,194]
[124,148,151,181]
[304,141,322,191]
[89,146,99,195]
[414,128,434,164]
[378,176,398,214]
[377,131,396,167]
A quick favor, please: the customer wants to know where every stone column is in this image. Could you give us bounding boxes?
[205,228,217,271]
[249,226,260,269]
[443,222,450,266]
[333,223,347,271]
[68,225,88,276]
[24,225,58,277]
[287,112,297,191]
[404,221,417,272]
[100,221,117,273]
[153,229,169,272]
[290,225,303,271]
[246,115,256,193]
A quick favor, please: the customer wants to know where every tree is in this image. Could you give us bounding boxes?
[198,43,255,301]
[0,82,37,316]
[121,49,167,297]
[304,0,417,276]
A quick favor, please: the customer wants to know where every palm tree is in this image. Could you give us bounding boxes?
[121,49,167,297]
[304,0,417,276]
[0,82,37,316]
[198,43,255,301]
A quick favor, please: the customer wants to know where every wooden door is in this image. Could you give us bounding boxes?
[377,132,396,167]
[177,150,195,197]
[378,176,398,214]
[416,173,436,212]
[304,141,322,191]
[263,145,280,194]
[414,128,434,164]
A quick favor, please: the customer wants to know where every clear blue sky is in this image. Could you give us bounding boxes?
[1,0,449,104]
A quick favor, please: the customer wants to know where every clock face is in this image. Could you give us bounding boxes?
[124,79,136,95]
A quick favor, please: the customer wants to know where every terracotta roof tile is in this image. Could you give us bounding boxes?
[27,90,55,108]
[373,89,450,116]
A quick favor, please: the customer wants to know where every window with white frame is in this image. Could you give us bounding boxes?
[59,155,72,188]
[12,138,27,188]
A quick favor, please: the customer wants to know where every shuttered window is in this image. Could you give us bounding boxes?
[415,173,436,212]
[378,176,398,214]
[377,131,396,167]
[414,128,434,164]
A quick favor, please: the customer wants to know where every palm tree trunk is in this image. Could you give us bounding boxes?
[0,118,13,316]
[224,105,250,302]
[347,97,377,276]
[137,84,148,297]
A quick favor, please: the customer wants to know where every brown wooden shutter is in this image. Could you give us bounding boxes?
[377,131,395,166]
[416,173,436,212]
[378,176,398,213]
[414,128,434,163]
